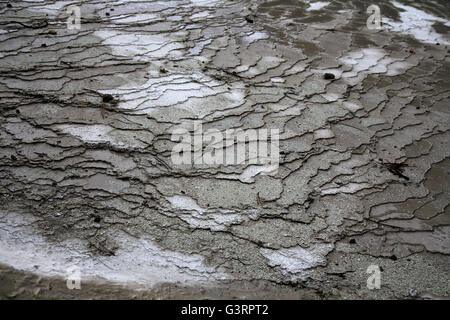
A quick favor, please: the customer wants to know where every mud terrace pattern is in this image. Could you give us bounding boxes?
[0,0,449,299]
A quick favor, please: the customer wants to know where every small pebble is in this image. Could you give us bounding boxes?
[245,15,255,23]
[159,66,167,73]
[102,94,114,103]
[324,72,335,80]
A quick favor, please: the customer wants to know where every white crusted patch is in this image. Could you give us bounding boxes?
[383,1,450,45]
[166,195,259,231]
[97,70,245,119]
[260,244,333,280]
[270,77,285,83]
[342,101,363,112]
[190,0,221,6]
[189,38,212,54]
[0,210,229,286]
[339,48,414,85]
[113,13,159,24]
[94,30,185,59]
[167,195,205,213]
[314,128,335,140]
[55,124,152,149]
[242,32,269,45]
[217,163,279,183]
[306,1,330,11]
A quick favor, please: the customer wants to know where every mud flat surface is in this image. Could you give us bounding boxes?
[0,0,449,299]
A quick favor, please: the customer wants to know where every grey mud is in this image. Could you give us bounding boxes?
[0,0,449,299]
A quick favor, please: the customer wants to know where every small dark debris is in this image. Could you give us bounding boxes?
[409,48,414,53]
[141,200,148,206]
[52,181,57,186]
[436,43,440,46]
[93,216,101,223]
[245,15,255,23]
[102,94,114,103]
[389,255,398,261]
[385,162,409,180]
[349,239,356,244]
[324,72,335,80]
[7,3,12,8]
[409,289,417,297]
[10,155,17,161]
[380,266,384,272]
[106,12,110,17]
[48,29,57,35]
[41,43,47,48]
[159,66,167,73]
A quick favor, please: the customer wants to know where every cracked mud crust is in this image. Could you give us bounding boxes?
[0,0,449,299]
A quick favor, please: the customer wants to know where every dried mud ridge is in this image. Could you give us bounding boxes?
[0,0,449,299]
